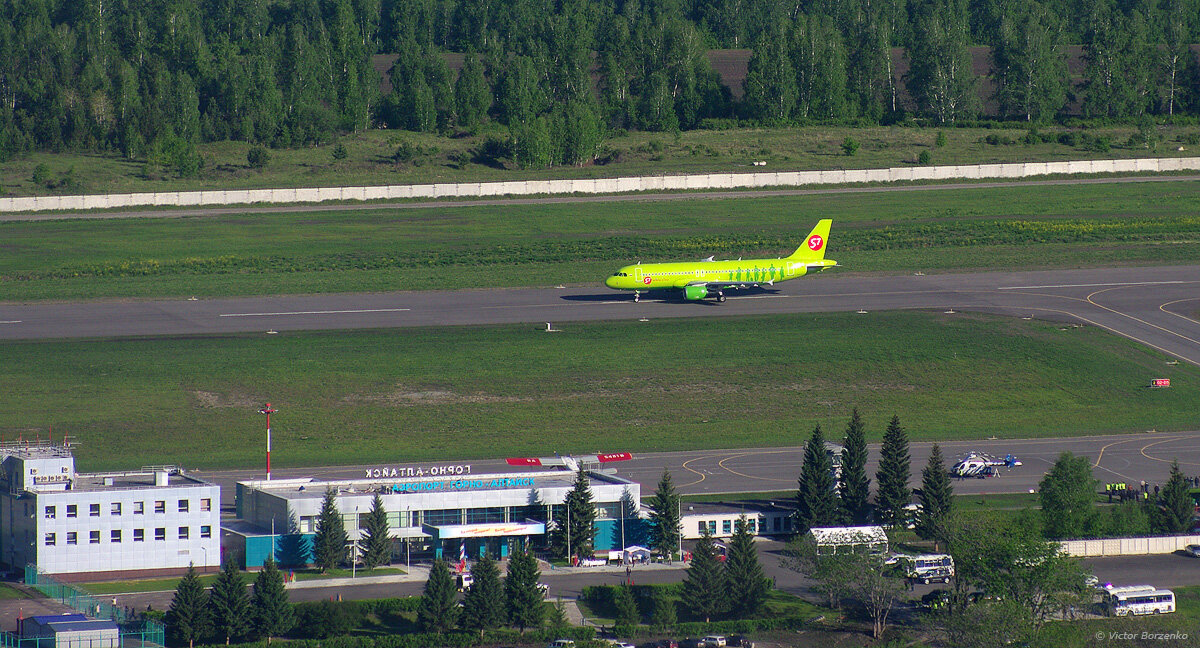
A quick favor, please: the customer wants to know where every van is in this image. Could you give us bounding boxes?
[701,636,726,648]
[455,573,473,591]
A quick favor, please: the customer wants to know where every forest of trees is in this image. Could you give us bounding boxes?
[3,0,1200,166]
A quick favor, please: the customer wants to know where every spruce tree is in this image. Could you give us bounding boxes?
[313,488,348,572]
[418,559,459,633]
[874,415,911,526]
[796,424,840,534]
[460,554,504,637]
[916,444,954,548]
[839,409,871,524]
[650,587,677,627]
[725,515,769,617]
[612,585,639,626]
[505,542,546,632]
[1156,460,1194,533]
[648,470,682,561]
[360,494,392,570]
[551,470,597,559]
[166,563,210,648]
[250,557,294,643]
[681,526,727,623]
[207,557,251,645]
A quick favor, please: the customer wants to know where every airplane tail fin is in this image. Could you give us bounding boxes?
[787,219,833,262]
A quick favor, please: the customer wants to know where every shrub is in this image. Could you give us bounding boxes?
[1087,135,1111,153]
[918,150,932,165]
[841,137,860,156]
[332,144,348,161]
[1182,132,1200,145]
[31,163,50,186]
[392,141,419,165]
[247,146,270,169]
[292,599,361,638]
[935,131,947,147]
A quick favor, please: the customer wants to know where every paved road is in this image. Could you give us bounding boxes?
[3,266,1199,368]
[6,174,1199,222]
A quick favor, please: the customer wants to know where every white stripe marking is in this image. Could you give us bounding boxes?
[219,308,410,317]
[998,281,1188,290]
[0,320,21,324]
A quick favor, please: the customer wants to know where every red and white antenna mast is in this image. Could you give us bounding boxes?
[259,403,277,480]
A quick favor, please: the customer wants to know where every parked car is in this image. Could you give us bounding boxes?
[727,636,754,648]
[1184,544,1200,558]
[547,640,576,648]
[653,640,678,648]
[700,636,726,648]
[606,642,635,648]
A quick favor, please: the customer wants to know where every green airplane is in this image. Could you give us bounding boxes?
[604,219,836,302]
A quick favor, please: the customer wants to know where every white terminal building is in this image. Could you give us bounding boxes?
[231,464,643,566]
[0,441,220,580]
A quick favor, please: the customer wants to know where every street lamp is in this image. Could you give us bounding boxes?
[200,545,208,574]
[258,403,276,481]
[352,506,359,579]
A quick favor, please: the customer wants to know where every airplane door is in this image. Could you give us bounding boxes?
[635,267,643,283]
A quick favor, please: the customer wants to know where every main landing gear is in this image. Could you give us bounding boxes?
[634,291,640,302]
[716,291,726,302]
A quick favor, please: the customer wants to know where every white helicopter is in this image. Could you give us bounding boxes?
[951,452,1022,478]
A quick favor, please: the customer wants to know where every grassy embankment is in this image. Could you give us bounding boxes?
[1,311,1194,471]
[4,181,1200,301]
[4,125,1200,198]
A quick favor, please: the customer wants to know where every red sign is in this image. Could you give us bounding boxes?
[1151,378,1171,388]
[596,452,633,463]
[506,457,542,466]
[807,234,824,251]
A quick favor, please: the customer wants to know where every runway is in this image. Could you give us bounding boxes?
[3,265,1199,367]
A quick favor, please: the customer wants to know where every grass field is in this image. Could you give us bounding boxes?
[4,181,1200,301]
[3,124,1198,198]
[2,311,1194,471]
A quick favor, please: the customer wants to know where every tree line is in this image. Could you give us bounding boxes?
[3,0,1200,168]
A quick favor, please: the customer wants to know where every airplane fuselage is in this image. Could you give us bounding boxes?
[605,258,836,291]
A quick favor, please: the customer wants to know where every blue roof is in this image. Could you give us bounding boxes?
[45,620,119,632]
[28,614,86,624]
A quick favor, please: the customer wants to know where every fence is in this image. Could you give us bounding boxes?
[12,566,166,648]
[1059,533,1200,557]
[3,156,1199,213]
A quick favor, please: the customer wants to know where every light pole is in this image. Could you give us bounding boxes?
[258,403,276,481]
[352,506,359,579]
[200,546,208,573]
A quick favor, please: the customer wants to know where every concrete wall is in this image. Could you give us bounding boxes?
[5,156,1200,213]
[1059,534,1200,557]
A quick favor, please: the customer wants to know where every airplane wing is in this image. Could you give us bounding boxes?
[506,452,632,470]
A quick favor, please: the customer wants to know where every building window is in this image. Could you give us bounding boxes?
[722,520,732,535]
[698,521,707,533]
[90,503,100,517]
[133,529,144,542]
[178,499,189,513]
[111,530,122,543]
[773,517,782,532]
[66,505,77,518]
[748,519,757,533]
[89,531,100,544]
[45,533,56,546]
[154,528,166,541]
[133,501,144,515]
[708,521,717,534]
[66,532,77,545]
[111,502,122,515]
[178,527,189,540]
[299,516,315,533]
[424,509,463,526]
[44,506,56,519]
[154,501,165,514]
[200,525,212,539]
[200,498,211,512]
[465,507,505,524]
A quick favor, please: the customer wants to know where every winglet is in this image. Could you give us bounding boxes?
[787,219,832,262]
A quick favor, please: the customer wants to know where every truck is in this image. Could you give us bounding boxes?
[901,554,954,584]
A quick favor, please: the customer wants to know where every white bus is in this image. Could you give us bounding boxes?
[1108,588,1175,616]
[902,554,955,584]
